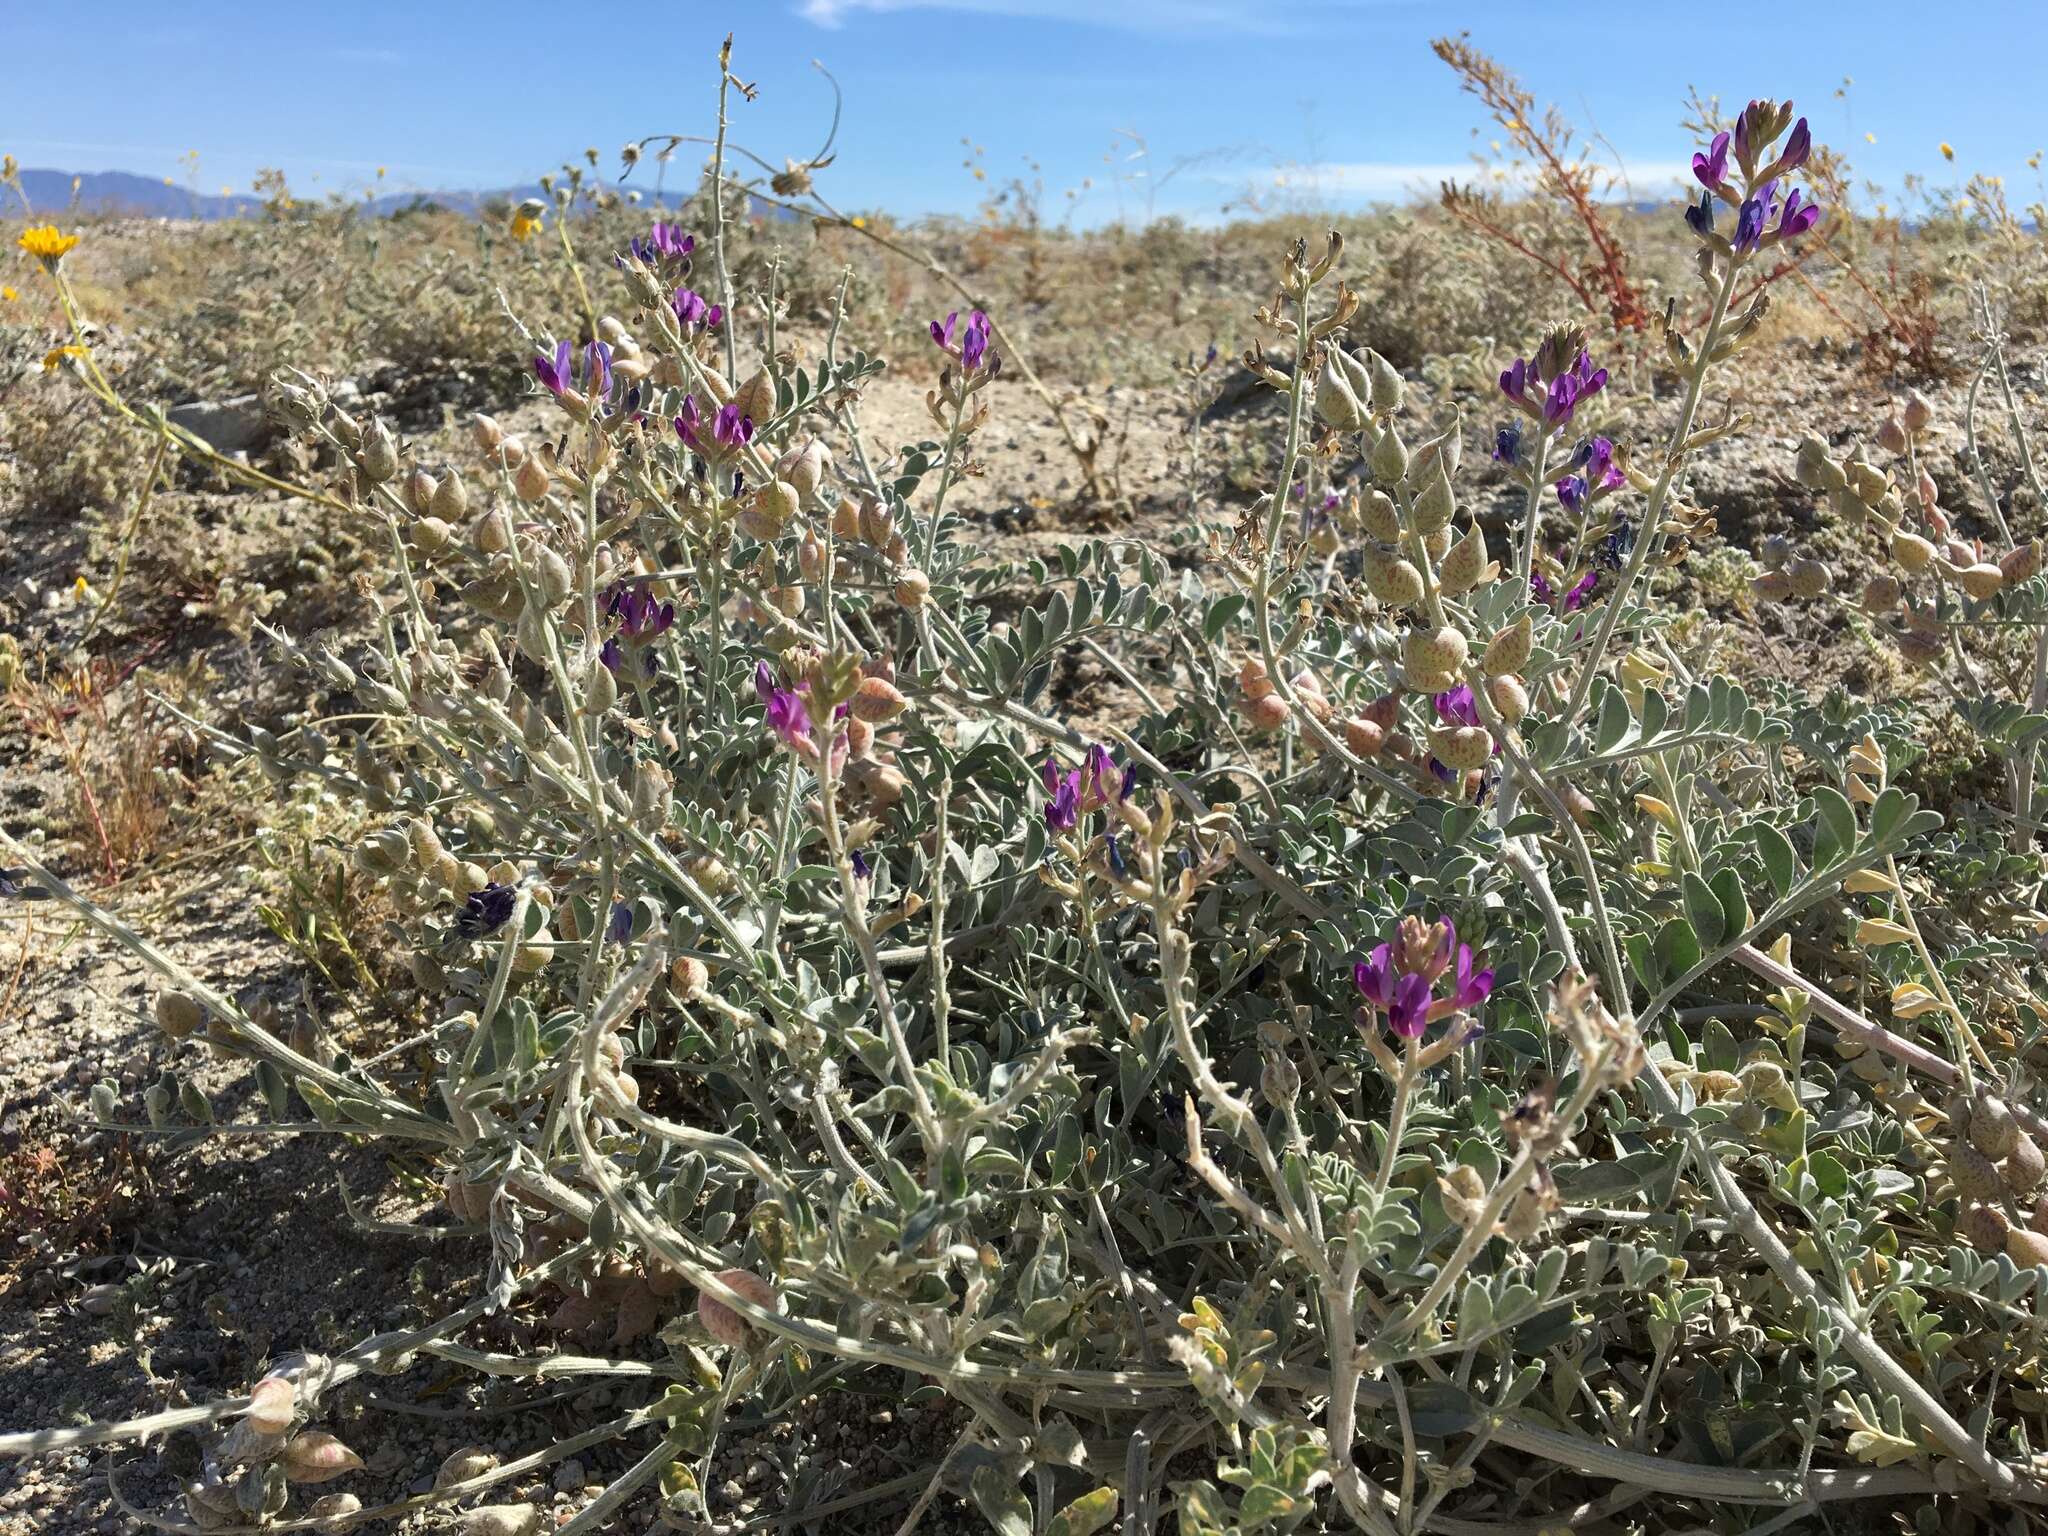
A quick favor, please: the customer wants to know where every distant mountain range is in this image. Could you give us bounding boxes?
[11,167,716,222]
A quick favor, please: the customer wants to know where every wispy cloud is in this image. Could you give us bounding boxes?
[1212,158,1697,202]
[798,0,1333,32]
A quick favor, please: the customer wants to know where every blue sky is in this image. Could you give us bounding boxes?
[6,2,2044,222]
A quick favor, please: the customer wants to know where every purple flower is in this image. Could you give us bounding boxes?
[1780,117,1811,172]
[1734,108,1754,170]
[1499,357,1531,404]
[606,901,634,945]
[1530,570,1555,605]
[1564,570,1599,612]
[931,311,958,350]
[456,881,517,939]
[1575,436,1624,490]
[851,848,872,881]
[755,661,813,752]
[1557,474,1590,514]
[1104,833,1128,879]
[674,393,702,447]
[1684,192,1715,239]
[630,222,695,267]
[1693,130,1731,191]
[534,340,573,397]
[599,637,624,674]
[604,582,676,641]
[673,286,722,332]
[1733,184,1772,253]
[1353,944,1396,1007]
[1426,756,1456,783]
[1043,756,1082,831]
[961,310,993,370]
[1387,971,1432,1039]
[1493,425,1521,465]
[1777,186,1822,239]
[1449,943,1495,1011]
[1433,685,1481,729]
[713,402,754,449]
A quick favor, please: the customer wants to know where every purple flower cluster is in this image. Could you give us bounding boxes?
[604,581,676,642]
[931,309,996,372]
[1043,742,1134,831]
[626,222,694,269]
[1499,348,1608,430]
[1352,916,1494,1041]
[1492,425,1522,466]
[675,394,753,454]
[456,881,517,939]
[673,286,724,334]
[1691,105,1821,253]
[755,662,814,753]
[534,339,614,402]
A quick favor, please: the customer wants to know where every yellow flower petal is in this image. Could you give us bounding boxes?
[17,224,81,262]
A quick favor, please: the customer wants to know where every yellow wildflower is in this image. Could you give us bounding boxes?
[510,209,543,242]
[41,343,87,371]
[1,285,16,302]
[850,215,866,229]
[17,224,82,264]
[1941,142,1955,162]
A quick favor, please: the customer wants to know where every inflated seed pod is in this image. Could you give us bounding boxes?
[1891,530,1937,572]
[1359,489,1401,542]
[1403,625,1468,678]
[307,1493,364,1535]
[698,1269,779,1348]
[2005,1132,2046,1194]
[1437,526,1487,596]
[1751,570,1793,602]
[1485,674,1528,724]
[1362,548,1425,607]
[1861,573,1902,613]
[2009,1226,2048,1270]
[1428,724,1493,772]
[155,991,205,1040]
[1245,692,1291,732]
[1343,717,1385,757]
[1786,558,1830,599]
[1483,615,1532,677]
[1958,1203,2010,1255]
[1956,563,2005,600]
[2002,542,2041,584]
[1948,1139,2004,1202]
[1970,1095,2019,1159]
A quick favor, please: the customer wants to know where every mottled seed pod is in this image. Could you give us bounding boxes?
[513,454,551,503]
[155,991,205,1040]
[1483,614,1532,677]
[282,1432,365,1485]
[1751,570,1793,602]
[670,955,708,1001]
[1343,717,1385,757]
[1786,558,1830,599]
[1403,625,1468,679]
[307,1493,364,1535]
[1861,573,1902,613]
[435,1448,499,1491]
[732,369,775,428]
[471,413,505,451]
[245,1375,296,1436]
[1956,563,2005,600]
[460,1508,544,1536]
[852,676,909,723]
[1890,530,1936,572]
[2002,542,2042,584]
[1363,350,1405,416]
[1876,416,1908,455]
[2009,1226,2048,1270]
[1485,674,1529,724]
[1436,526,1487,596]
[1949,1139,2005,1202]
[1368,424,1407,483]
[1408,463,1455,536]
[1428,724,1493,771]
[1958,1202,2010,1255]
[698,1268,779,1348]
[893,570,930,609]
[1902,390,1934,434]
[2006,1132,2046,1195]
[1970,1095,2019,1159]
[1361,548,1425,608]
[359,420,399,484]
[1359,489,1401,542]
[1245,692,1291,732]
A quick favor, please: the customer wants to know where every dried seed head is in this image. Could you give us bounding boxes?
[1483,614,1532,677]
[698,1268,778,1348]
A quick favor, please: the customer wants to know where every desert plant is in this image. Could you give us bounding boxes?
[12,57,2048,1536]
